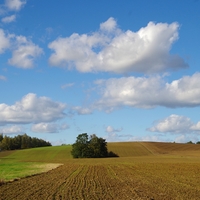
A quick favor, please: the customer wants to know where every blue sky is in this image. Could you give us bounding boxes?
[0,0,200,145]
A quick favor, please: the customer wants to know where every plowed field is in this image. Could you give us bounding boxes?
[1,158,200,200]
[1,142,200,199]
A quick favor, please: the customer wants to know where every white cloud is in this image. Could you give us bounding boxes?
[0,125,24,134]
[104,132,121,142]
[0,30,43,69]
[106,125,123,133]
[0,93,66,125]
[71,106,93,115]
[0,29,10,53]
[31,123,59,133]
[94,73,200,110]
[128,135,163,142]
[48,18,188,74]
[0,75,7,81]
[104,132,161,143]
[1,14,16,23]
[174,135,198,143]
[5,0,26,11]
[61,83,74,89]
[147,114,193,134]
[31,122,69,133]
[100,17,118,32]
[8,36,43,69]
[190,122,200,131]
[148,114,200,138]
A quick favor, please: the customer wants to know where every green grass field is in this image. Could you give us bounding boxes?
[4,145,72,162]
[0,145,71,181]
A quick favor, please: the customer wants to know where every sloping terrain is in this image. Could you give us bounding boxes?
[107,142,153,157]
[140,142,200,156]
[1,142,200,200]
[1,145,72,163]
[1,141,200,161]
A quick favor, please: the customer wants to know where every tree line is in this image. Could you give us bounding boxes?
[0,133,52,151]
[71,133,118,158]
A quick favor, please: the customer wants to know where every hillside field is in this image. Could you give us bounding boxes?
[1,142,200,199]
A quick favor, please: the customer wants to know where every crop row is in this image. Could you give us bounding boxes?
[1,158,200,199]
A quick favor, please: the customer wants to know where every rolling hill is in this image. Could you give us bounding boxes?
[1,142,200,162]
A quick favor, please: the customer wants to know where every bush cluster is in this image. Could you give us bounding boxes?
[71,133,118,158]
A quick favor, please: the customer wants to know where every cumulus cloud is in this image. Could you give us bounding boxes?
[190,122,200,131]
[0,75,7,81]
[0,125,24,134]
[94,73,200,110]
[100,17,118,32]
[1,14,16,23]
[174,135,199,143]
[5,0,26,11]
[0,93,66,125]
[106,125,123,133]
[0,29,10,53]
[0,30,42,68]
[8,36,43,69]
[70,106,93,115]
[31,122,69,133]
[147,114,193,134]
[148,114,200,135]
[48,18,188,74]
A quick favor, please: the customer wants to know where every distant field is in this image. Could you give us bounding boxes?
[107,142,153,157]
[1,142,200,200]
[3,145,72,162]
[1,142,200,162]
[141,142,200,156]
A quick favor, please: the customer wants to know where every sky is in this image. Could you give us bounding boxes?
[0,0,200,145]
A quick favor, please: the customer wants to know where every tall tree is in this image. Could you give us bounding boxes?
[71,133,109,158]
[71,133,90,158]
[89,134,108,158]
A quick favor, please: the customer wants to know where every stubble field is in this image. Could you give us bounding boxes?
[1,142,200,200]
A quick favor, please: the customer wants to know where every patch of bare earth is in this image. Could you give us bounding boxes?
[1,161,200,200]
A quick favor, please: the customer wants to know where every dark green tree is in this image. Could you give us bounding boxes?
[0,134,3,143]
[0,136,11,150]
[71,133,91,158]
[88,134,108,158]
[0,134,51,151]
[71,133,116,158]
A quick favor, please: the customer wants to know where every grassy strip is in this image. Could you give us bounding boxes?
[0,158,62,181]
[0,146,70,182]
[0,145,71,182]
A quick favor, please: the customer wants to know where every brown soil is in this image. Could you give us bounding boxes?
[1,160,200,200]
